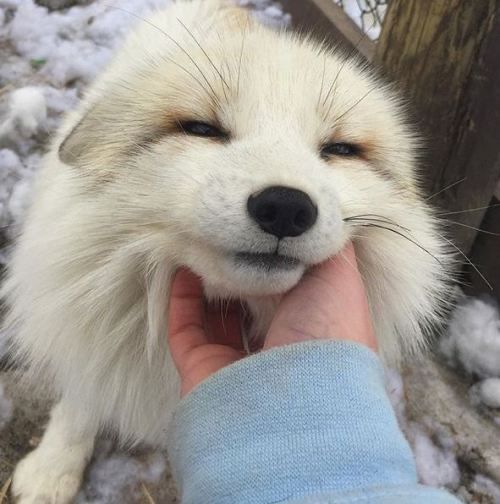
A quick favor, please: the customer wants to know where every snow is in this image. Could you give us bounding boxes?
[478,378,500,409]
[0,147,39,249]
[440,296,500,411]
[440,296,500,378]
[0,87,47,139]
[4,0,167,86]
[408,422,461,490]
[76,441,167,503]
[385,368,462,491]
[237,0,290,26]
[0,148,34,240]
[384,367,406,424]
[472,474,500,503]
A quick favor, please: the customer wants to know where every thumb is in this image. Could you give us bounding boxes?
[264,242,376,351]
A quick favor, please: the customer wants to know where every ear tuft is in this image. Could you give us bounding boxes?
[58,118,86,166]
[212,0,254,31]
[58,107,109,166]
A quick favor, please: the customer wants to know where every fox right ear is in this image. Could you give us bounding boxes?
[207,0,254,31]
[58,103,124,168]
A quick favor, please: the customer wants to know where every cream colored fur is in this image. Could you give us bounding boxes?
[2,1,451,502]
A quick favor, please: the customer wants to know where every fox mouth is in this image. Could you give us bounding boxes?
[234,252,301,271]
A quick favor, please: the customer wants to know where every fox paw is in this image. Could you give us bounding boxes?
[12,446,85,504]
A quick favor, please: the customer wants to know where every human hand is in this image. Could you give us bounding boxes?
[168,242,376,396]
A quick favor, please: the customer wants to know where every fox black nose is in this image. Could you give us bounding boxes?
[247,186,318,238]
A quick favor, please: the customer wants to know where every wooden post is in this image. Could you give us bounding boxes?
[376,0,500,256]
[280,0,375,61]
[467,191,500,302]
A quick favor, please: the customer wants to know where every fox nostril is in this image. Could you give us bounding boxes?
[294,209,310,228]
[257,204,277,224]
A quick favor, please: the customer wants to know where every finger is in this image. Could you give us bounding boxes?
[265,242,377,351]
[168,268,209,370]
[310,241,359,292]
[315,243,377,351]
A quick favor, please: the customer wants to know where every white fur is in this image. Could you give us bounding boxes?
[2,1,452,501]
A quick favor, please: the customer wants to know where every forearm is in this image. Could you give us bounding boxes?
[167,341,459,504]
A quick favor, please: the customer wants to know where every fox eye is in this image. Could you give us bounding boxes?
[179,120,228,139]
[320,142,360,159]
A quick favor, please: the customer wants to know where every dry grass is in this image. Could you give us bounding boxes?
[0,85,14,98]
[0,476,12,504]
[141,483,156,504]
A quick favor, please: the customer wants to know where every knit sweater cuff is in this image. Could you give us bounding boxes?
[167,341,417,503]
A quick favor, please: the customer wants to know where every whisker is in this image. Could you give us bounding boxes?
[240,300,251,355]
[441,219,500,236]
[425,177,466,201]
[106,5,221,107]
[350,247,370,280]
[322,29,369,117]
[334,86,376,124]
[344,213,397,222]
[119,69,217,120]
[215,30,235,97]
[177,18,231,96]
[349,222,443,265]
[438,233,492,290]
[344,214,411,232]
[317,52,327,111]
[322,58,347,117]
[157,55,216,105]
[219,300,227,338]
[237,17,249,97]
[335,248,368,284]
[437,203,500,217]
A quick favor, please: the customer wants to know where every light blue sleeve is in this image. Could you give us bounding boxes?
[167,341,460,504]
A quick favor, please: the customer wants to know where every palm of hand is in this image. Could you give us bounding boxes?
[168,271,245,396]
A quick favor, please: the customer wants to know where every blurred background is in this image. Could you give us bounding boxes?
[0,1,499,502]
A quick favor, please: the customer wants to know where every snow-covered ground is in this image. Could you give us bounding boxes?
[389,296,500,496]
[1,1,499,503]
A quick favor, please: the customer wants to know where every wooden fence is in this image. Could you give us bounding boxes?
[281,0,500,301]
